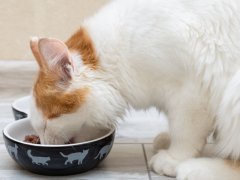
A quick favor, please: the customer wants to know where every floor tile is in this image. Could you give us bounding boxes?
[0,103,15,143]
[0,61,36,102]
[0,61,37,88]
[115,138,153,144]
[0,120,15,144]
[0,103,14,119]
[143,144,175,180]
[85,144,149,179]
[0,88,30,103]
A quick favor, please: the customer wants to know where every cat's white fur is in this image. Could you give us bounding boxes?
[30,0,240,179]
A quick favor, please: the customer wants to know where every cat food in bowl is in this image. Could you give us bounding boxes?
[3,118,115,175]
[24,135,41,144]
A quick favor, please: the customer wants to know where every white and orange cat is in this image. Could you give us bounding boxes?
[29,0,240,179]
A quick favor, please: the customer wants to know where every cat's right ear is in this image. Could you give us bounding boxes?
[30,37,74,82]
[30,37,46,69]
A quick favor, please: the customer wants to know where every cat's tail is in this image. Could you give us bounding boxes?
[177,158,240,180]
[27,150,33,158]
[60,152,68,158]
[153,132,170,153]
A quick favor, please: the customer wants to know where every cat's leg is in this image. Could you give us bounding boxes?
[153,132,170,152]
[150,83,213,177]
[177,158,240,180]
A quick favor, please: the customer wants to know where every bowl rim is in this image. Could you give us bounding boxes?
[3,118,115,148]
[11,95,30,114]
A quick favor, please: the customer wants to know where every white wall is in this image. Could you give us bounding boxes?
[0,0,109,60]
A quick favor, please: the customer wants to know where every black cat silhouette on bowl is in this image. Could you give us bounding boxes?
[3,118,115,175]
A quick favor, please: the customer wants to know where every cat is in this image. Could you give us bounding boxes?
[27,150,50,166]
[7,144,18,160]
[95,144,112,160]
[60,150,89,165]
[29,0,240,179]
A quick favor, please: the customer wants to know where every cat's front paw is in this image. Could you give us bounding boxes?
[177,159,213,180]
[149,150,179,177]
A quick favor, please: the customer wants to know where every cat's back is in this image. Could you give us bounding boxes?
[106,0,240,24]
[87,0,240,75]
[92,0,240,38]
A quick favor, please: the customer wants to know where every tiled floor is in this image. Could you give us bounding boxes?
[0,61,174,179]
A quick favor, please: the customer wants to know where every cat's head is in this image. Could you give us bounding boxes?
[29,29,125,145]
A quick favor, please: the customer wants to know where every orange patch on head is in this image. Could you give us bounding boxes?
[34,76,89,119]
[66,27,99,69]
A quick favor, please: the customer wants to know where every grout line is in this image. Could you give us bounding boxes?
[142,144,152,180]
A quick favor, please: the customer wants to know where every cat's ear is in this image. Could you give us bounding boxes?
[30,37,73,81]
[30,37,46,69]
